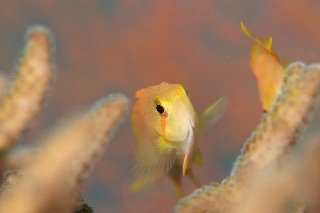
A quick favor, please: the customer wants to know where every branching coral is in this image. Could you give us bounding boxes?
[0,25,52,152]
[0,25,129,212]
[175,62,320,213]
[0,95,128,213]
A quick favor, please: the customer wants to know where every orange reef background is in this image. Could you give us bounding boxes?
[0,1,319,212]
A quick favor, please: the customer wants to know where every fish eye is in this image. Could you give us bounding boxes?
[156,104,165,114]
[154,100,166,116]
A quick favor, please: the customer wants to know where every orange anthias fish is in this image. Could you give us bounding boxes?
[241,22,290,112]
[131,82,226,197]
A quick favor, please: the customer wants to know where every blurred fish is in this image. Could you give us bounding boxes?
[241,22,290,112]
[131,82,226,197]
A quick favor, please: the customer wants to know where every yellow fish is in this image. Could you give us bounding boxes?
[131,82,226,197]
[241,22,289,112]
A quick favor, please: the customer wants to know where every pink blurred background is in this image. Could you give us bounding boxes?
[0,1,319,212]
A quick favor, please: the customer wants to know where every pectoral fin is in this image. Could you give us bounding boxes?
[131,141,176,191]
[198,97,227,131]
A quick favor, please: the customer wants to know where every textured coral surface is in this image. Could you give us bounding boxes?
[0,1,319,212]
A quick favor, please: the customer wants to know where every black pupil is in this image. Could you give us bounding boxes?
[156,104,165,114]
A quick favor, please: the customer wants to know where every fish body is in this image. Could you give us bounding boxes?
[131,82,225,196]
[241,22,289,112]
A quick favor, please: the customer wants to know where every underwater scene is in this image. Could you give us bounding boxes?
[0,1,319,212]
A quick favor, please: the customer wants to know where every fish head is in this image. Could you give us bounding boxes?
[132,82,198,155]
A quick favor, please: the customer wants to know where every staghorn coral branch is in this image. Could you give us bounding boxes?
[0,94,129,213]
[175,62,320,212]
[229,137,320,213]
[0,25,53,152]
